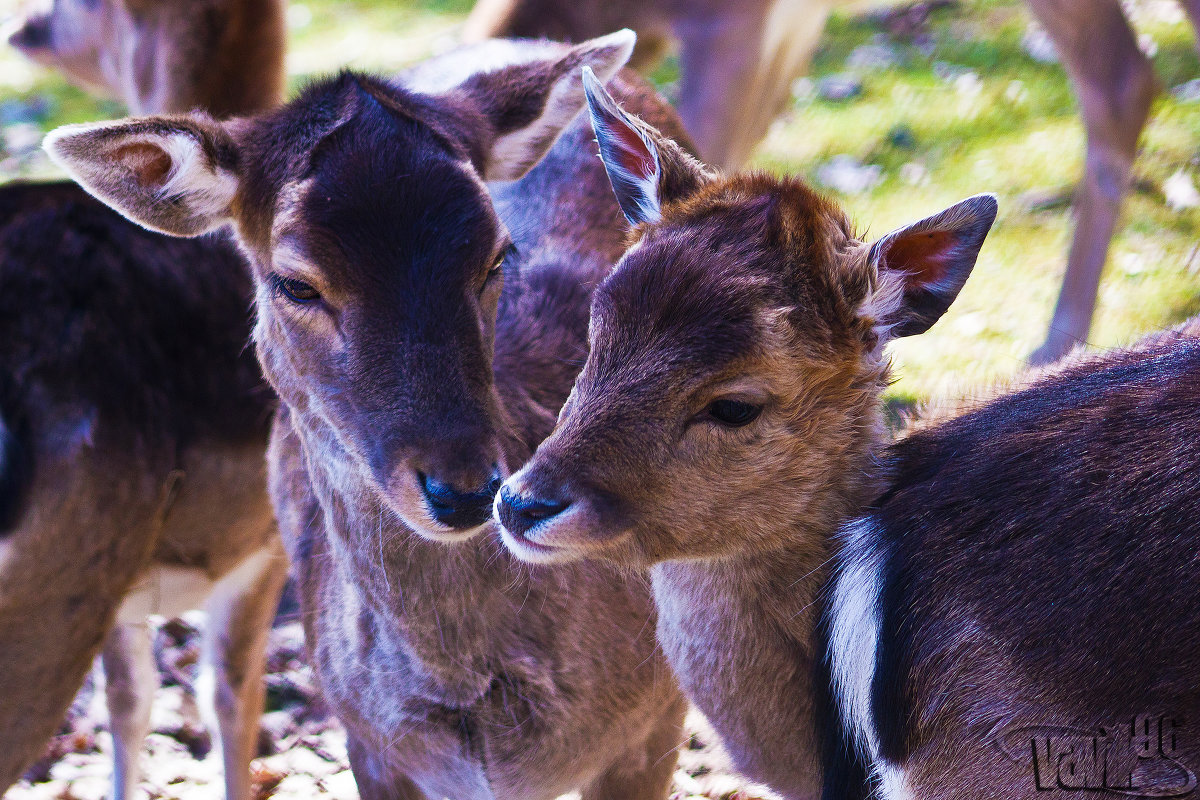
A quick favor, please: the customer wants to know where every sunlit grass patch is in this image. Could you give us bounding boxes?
[751,0,1200,400]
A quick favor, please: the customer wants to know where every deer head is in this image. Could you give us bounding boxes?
[45,34,636,544]
[9,0,286,117]
[496,68,996,566]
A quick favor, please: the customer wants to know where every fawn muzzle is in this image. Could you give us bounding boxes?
[495,485,570,539]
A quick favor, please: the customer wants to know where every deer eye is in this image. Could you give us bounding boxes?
[707,399,762,427]
[271,274,320,303]
[487,254,504,281]
[482,244,515,294]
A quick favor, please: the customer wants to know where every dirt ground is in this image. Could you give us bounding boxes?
[4,615,779,800]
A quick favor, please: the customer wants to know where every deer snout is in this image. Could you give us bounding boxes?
[419,469,502,531]
[8,14,51,54]
[495,485,570,538]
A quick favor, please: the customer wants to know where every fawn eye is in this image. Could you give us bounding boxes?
[272,274,320,303]
[707,399,762,427]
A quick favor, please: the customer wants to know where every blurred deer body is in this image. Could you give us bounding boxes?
[464,0,868,169]
[8,0,286,118]
[48,36,690,800]
[469,0,1200,363]
[1,3,288,797]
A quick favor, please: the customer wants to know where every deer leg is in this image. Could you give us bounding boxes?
[346,735,429,800]
[101,620,157,800]
[1027,0,1158,364]
[195,540,288,800]
[675,1,832,168]
[580,694,686,800]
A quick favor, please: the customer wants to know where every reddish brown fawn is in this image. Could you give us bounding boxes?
[496,69,1200,800]
[46,34,692,800]
[465,0,1200,365]
[0,4,289,797]
[8,0,286,119]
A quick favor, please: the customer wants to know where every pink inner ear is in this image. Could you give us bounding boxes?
[610,121,656,181]
[886,229,956,288]
[113,142,173,188]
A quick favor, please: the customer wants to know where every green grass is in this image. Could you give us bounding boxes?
[1,0,1197,404]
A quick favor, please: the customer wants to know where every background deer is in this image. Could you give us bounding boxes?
[8,0,286,118]
[0,3,288,797]
[497,71,1200,800]
[466,0,1200,364]
[47,34,694,800]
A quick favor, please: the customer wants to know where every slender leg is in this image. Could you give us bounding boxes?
[101,621,157,800]
[1027,0,1158,364]
[580,694,686,800]
[195,540,288,800]
[346,734,429,800]
[675,1,832,169]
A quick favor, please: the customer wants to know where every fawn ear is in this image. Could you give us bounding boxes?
[441,30,638,181]
[583,66,712,226]
[865,194,998,338]
[43,115,239,237]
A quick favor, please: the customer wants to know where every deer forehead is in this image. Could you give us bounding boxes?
[262,150,500,285]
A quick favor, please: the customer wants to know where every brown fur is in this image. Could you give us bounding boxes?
[495,80,996,799]
[0,190,284,798]
[9,0,286,117]
[500,79,1200,800]
[0,12,287,796]
[853,330,1200,800]
[48,40,693,800]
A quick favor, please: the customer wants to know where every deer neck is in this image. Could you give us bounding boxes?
[285,410,517,703]
[647,395,889,799]
[650,547,830,799]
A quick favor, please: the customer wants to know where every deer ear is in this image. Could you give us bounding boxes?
[438,30,638,182]
[43,115,239,237]
[865,194,998,338]
[583,66,712,226]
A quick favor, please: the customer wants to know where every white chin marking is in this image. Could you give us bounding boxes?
[828,516,890,775]
[406,520,488,545]
[497,525,573,565]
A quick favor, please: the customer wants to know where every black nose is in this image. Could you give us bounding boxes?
[9,17,51,50]
[420,471,501,530]
[496,485,569,538]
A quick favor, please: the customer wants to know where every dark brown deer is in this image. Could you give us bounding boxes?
[497,71,1200,800]
[0,3,289,798]
[8,0,286,118]
[465,0,1200,365]
[47,34,692,800]
[0,188,285,800]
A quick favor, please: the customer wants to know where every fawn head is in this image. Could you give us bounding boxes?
[45,35,636,542]
[496,68,997,566]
